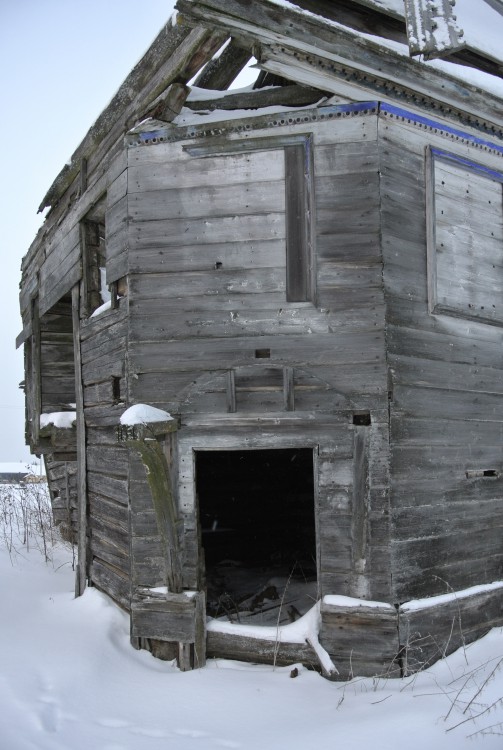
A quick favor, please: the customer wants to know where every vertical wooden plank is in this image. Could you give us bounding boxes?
[351,424,369,597]
[425,146,438,314]
[283,366,295,411]
[72,283,88,597]
[31,298,41,447]
[285,140,314,302]
[80,157,88,195]
[178,642,193,671]
[226,369,236,413]
[193,591,207,669]
[79,222,91,319]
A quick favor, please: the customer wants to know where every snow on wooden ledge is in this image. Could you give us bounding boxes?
[119,404,174,426]
[400,581,503,612]
[40,411,76,429]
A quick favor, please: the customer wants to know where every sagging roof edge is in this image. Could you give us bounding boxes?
[37,12,209,215]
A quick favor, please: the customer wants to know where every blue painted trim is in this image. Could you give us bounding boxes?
[137,130,168,143]
[380,102,503,155]
[431,147,503,182]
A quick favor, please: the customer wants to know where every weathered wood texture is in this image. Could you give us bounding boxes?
[39,298,75,413]
[45,456,78,541]
[399,585,503,674]
[177,0,503,130]
[80,303,131,607]
[127,114,390,606]
[379,113,503,602]
[206,630,319,668]
[320,601,400,679]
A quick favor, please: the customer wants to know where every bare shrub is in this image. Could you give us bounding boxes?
[0,481,72,566]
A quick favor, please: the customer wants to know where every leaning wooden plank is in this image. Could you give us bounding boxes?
[72,284,88,598]
[186,84,326,111]
[193,37,251,89]
[176,0,503,127]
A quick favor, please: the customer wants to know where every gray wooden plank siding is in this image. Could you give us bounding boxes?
[39,299,75,412]
[80,303,131,607]
[379,114,503,602]
[127,115,390,602]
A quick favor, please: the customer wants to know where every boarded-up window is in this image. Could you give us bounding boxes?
[183,135,315,303]
[427,148,503,326]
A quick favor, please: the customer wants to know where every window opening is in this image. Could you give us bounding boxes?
[81,195,111,316]
[195,448,317,626]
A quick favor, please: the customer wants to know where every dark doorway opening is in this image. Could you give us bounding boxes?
[195,448,317,626]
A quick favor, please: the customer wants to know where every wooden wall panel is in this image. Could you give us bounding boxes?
[380,114,503,602]
[126,115,390,605]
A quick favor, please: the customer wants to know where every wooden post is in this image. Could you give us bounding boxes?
[31,299,41,448]
[72,283,88,597]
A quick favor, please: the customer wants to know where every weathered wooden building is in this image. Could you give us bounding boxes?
[18,0,503,677]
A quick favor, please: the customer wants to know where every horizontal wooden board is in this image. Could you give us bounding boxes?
[87,470,128,505]
[128,303,385,342]
[389,353,503,395]
[129,212,286,250]
[314,140,379,177]
[392,383,503,422]
[128,330,386,373]
[128,148,285,193]
[387,323,503,368]
[399,586,503,674]
[91,559,130,610]
[128,180,286,223]
[391,415,503,447]
[128,238,285,275]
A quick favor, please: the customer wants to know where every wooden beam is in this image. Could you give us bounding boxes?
[193,37,251,89]
[144,82,191,123]
[403,0,464,59]
[177,0,503,106]
[186,83,326,111]
[258,43,503,132]
[72,283,88,598]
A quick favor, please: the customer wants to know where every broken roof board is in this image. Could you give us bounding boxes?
[33,0,503,220]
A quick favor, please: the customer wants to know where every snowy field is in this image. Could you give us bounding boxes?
[1,484,503,750]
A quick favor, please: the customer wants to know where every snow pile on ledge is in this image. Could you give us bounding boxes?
[401,581,503,612]
[323,594,394,609]
[120,404,174,426]
[40,412,76,429]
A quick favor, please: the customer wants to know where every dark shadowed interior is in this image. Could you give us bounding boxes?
[195,448,317,625]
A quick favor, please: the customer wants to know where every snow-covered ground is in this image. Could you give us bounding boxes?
[1,486,503,750]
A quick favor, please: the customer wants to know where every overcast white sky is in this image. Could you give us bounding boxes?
[0,0,175,462]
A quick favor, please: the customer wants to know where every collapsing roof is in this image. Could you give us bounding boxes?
[36,0,503,219]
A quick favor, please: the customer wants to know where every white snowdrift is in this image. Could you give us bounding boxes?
[1,535,503,750]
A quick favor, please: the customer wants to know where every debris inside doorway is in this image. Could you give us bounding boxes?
[206,561,317,625]
[196,448,317,625]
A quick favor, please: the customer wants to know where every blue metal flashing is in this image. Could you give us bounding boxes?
[380,102,503,155]
[130,101,380,145]
[431,147,503,182]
